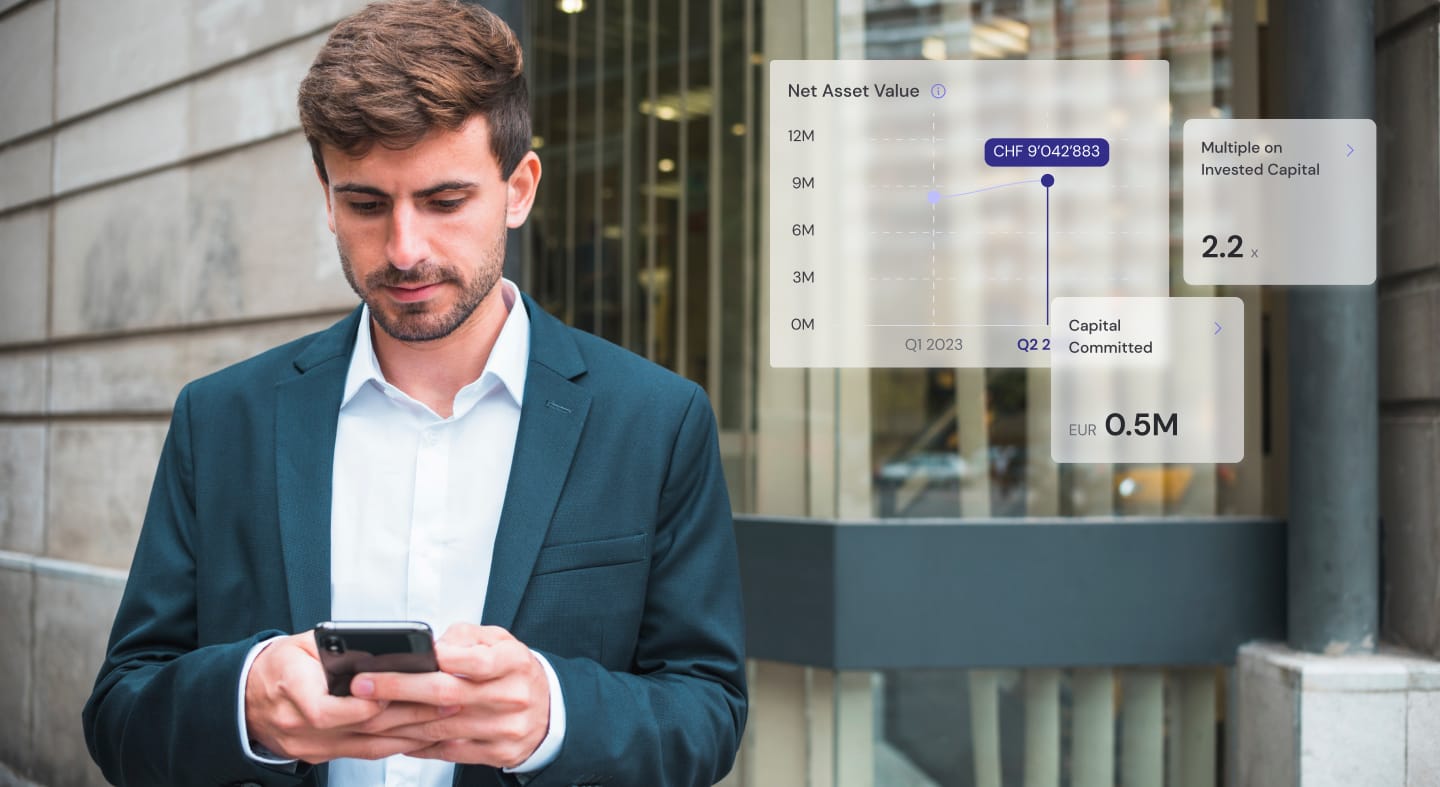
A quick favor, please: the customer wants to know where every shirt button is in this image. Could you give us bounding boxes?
[423,430,440,446]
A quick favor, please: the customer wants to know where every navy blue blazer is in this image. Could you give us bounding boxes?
[83,294,748,787]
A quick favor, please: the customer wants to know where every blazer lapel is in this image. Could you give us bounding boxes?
[274,307,362,633]
[482,295,591,631]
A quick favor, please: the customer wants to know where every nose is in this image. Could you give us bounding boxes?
[385,203,429,270]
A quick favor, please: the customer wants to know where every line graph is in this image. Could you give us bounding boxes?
[911,172,1054,327]
[769,59,1170,368]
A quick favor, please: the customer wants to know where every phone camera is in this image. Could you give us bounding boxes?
[322,636,345,655]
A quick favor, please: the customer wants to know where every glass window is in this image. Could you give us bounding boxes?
[523,0,1269,784]
[526,0,764,508]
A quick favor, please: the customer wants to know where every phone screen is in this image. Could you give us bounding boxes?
[315,621,438,696]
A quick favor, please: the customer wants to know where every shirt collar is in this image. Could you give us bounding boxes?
[341,278,530,413]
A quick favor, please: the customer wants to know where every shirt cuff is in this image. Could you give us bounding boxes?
[238,636,300,766]
[502,650,566,774]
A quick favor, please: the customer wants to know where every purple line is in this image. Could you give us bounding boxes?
[936,178,1041,201]
[1045,184,1050,325]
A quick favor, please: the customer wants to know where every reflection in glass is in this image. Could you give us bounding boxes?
[860,0,1260,522]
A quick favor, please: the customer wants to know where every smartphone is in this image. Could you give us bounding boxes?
[314,621,439,696]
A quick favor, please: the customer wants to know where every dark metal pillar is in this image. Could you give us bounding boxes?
[1282,1,1378,654]
[467,0,531,288]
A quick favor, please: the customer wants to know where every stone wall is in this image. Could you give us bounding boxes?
[1379,0,1440,659]
[0,1,366,783]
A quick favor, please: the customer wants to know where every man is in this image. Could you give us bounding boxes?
[81,1,747,785]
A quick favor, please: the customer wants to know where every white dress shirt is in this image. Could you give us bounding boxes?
[238,279,566,785]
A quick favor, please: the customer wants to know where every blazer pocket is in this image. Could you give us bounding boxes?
[531,532,648,576]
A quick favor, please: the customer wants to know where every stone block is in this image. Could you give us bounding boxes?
[1236,643,1440,787]
[53,85,187,194]
[191,0,367,71]
[0,426,45,554]
[1381,418,1440,656]
[1377,19,1439,278]
[48,314,340,413]
[184,133,353,323]
[30,567,123,787]
[0,351,46,414]
[49,336,185,414]
[0,135,50,212]
[45,421,167,570]
[53,31,329,195]
[1293,651,1412,694]
[0,207,50,345]
[54,0,189,120]
[1300,689,1407,786]
[53,0,371,125]
[0,0,55,144]
[1380,286,1440,402]
[1410,691,1440,786]
[1235,643,1297,787]
[189,32,321,154]
[1402,650,1440,691]
[0,561,34,773]
[51,168,188,336]
[52,136,352,337]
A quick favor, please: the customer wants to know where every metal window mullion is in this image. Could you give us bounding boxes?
[707,0,722,408]
[565,11,578,324]
[676,0,690,378]
[740,0,756,502]
[593,0,605,336]
[645,0,658,361]
[520,3,539,292]
[621,0,634,350]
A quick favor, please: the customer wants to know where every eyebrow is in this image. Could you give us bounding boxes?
[333,181,478,199]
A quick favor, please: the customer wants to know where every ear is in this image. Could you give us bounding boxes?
[504,151,542,229]
[316,162,335,235]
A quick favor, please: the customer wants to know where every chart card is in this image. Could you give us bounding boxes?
[769,60,1170,368]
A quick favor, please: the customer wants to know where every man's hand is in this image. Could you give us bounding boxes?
[243,631,438,763]
[350,624,551,768]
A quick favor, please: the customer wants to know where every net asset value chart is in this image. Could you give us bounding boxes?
[769,60,1170,368]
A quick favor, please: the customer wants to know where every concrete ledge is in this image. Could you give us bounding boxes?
[1236,641,1440,787]
[0,562,34,776]
[0,758,45,787]
[0,550,128,586]
[0,552,123,787]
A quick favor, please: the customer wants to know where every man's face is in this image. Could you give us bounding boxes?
[319,116,538,343]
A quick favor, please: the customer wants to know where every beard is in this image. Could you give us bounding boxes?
[339,230,505,343]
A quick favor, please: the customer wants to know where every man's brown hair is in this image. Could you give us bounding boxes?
[298,0,530,181]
